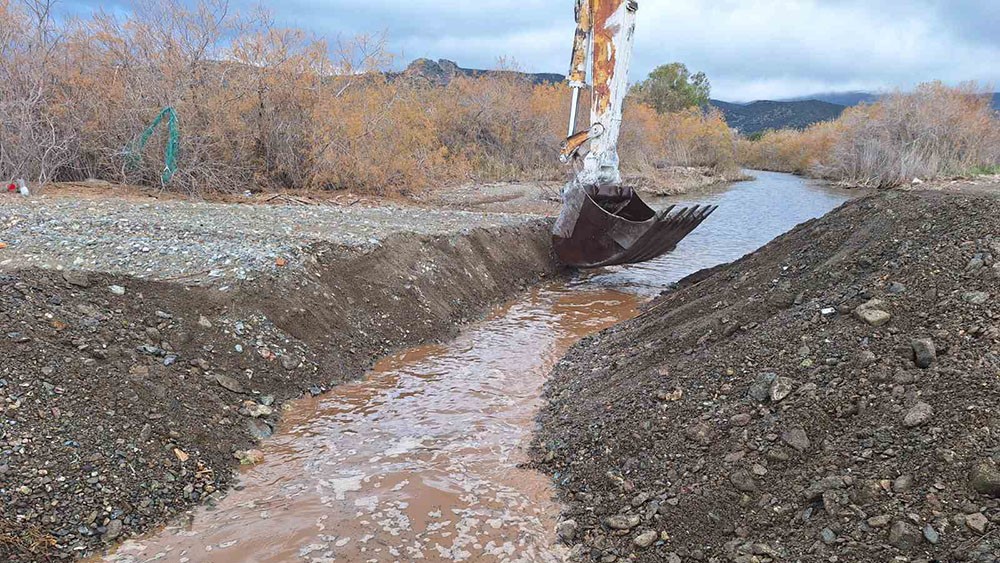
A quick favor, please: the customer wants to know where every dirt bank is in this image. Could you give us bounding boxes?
[534,189,1000,562]
[0,201,559,560]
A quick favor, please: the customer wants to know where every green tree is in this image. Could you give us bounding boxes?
[630,63,711,113]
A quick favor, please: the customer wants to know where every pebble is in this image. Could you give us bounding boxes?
[923,524,940,544]
[215,374,246,394]
[888,520,922,550]
[963,291,990,305]
[769,377,796,402]
[854,299,892,327]
[556,519,578,543]
[104,519,123,541]
[966,512,989,534]
[603,514,640,530]
[903,402,933,427]
[893,474,914,493]
[748,373,776,403]
[820,528,836,544]
[109,285,126,296]
[868,514,891,528]
[968,459,1000,497]
[910,338,936,369]
[731,413,752,426]
[633,530,658,548]
[781,427,811,452]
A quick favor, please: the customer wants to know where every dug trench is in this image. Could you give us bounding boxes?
[533,190,1000,562]
[0,220,559,561]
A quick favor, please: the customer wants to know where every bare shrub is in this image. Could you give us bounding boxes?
[740,82,1000,188]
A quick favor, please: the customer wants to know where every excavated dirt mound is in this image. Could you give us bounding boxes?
[0,222,558,561]
[534,190,1000,562]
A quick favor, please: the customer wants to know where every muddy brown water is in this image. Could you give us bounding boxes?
[104,172,855,563]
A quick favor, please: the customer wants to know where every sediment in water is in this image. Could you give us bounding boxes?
[0,220,558,561]
[534,190,1000,562]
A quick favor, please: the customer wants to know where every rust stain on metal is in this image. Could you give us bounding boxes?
[591,0,622,115]
[569,0,592,85]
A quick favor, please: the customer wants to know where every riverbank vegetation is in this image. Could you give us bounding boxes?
[738,83,1000,188]
[0,0,738,196]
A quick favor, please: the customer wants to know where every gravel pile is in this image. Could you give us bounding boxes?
[0,198,537,284]
[534,189,1000,562]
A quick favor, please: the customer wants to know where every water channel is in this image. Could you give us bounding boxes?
[106,171,856,563]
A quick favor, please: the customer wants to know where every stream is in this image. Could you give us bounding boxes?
[106,171,855,563]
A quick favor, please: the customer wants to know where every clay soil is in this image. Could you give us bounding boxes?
[0,221,559,561]
[534,189,1000,562]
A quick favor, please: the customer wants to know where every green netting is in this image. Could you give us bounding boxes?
[125,107,179,185]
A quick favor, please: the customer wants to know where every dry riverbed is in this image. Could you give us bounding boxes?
[0,194,559,561]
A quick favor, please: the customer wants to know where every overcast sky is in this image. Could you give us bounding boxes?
[64,0,1000,101]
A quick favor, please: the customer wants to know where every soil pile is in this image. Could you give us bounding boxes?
[0,222,557,561]
[535,190,1000,562]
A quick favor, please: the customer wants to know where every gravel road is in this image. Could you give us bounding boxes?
[0,198,541,284]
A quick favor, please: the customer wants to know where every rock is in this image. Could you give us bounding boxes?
[867,514,891,528]
[781,427,811,452]
[731,413,752,427]
[215,374,246,394]
[903,402,933,427]
[893,474,914,493]
[109,285,126,296]
[197,315,213,328]
[633,530,658,548]
[748,373,777,402]
[235,449,265,465]
[245,402,273,418]
[729,470,759,492]
[963,291,990,305]
[556,519,578,543]
[854,299,891,327]
[281,354,299,370]
[923,524,940,545]
[62,270,91,288]
[769,377,796,402]
[104,519,123,541]
[966,512,989,534]
[888,520,922,550]
[911,338,936,369]
[820,528,836,544]
[246,419,273,440]
[858,350,878,366]
[969,459,1000,497]
[603,514,640,530]
[887,282,907,294]
[684,422,713,445]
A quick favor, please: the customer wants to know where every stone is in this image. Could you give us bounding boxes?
[729,470,759,492]
[854,299,891,327]
[867,514,891,528]
[858,350,878,366]
[748,373,777,402]
[888,520,922,550]
[604,514,640,531]
[923,524,940,545]
[911,338,936,369]
[556,519,578,543]
[969,459,1000,497]
[820,528,836,544]
[245,402,273,418]
[781,427,811,452]
[966,512,989,534]
[62,270,91,288]
[104,519,123,541]
[633,530,658,548]
[731,413,752,427]
[235,449,265,465]
[197,316,213,328]
[281,354,299,370]
[769,377,796,402]
[887,282,907,294]
[903,402,933,427]
[215,374,246,394]
[893,474,914,493]
[963,291,990,305]
[684,422,713,445]
[246,419,273,440]
[109,285,126,296]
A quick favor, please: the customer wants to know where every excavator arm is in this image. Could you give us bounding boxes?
[552,0,718,268]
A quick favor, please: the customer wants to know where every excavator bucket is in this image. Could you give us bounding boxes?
[553,187,717,268]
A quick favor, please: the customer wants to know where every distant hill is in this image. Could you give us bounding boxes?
[781,91,881,106]
[399,58,564,86]
[994,93,1000,110]
[708,99,846,135]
